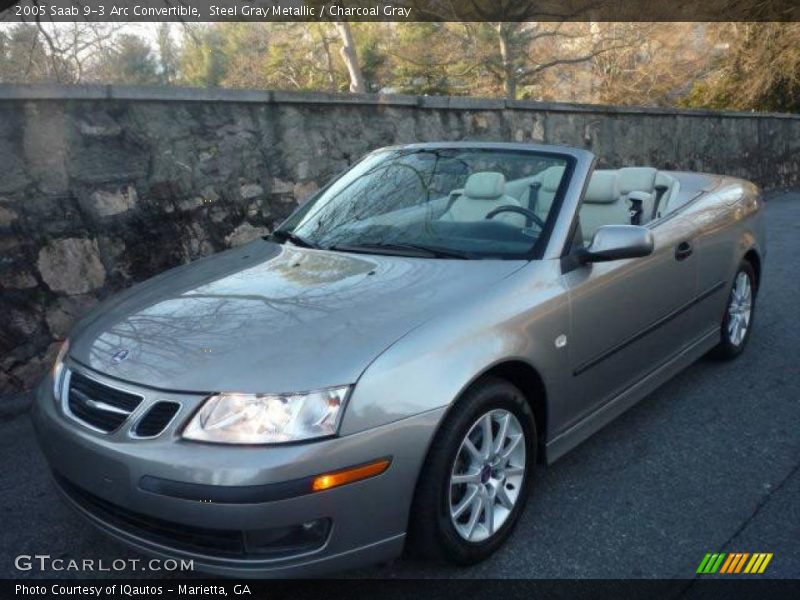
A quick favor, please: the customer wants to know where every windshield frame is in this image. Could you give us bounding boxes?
[275,144,578,261]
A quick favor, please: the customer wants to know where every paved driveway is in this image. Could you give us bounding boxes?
[1,192,798,580]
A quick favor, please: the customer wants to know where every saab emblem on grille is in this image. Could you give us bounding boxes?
[110,348,130,364]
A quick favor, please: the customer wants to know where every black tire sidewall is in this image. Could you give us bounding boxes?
[711,260,758,360]
[410,376,537,565]
[716,261,757,358]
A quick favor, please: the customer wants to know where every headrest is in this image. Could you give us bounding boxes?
[464,172,505,199]
[584,170,618,204]
[540,166,566,193]
[655,171,676,189]
[618,167,657,194]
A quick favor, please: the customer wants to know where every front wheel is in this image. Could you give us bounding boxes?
[710,260,756,360]
[408,377,537,565]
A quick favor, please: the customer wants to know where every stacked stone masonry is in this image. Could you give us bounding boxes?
[1,84,798,391]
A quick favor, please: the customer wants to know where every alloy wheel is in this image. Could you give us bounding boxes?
[448,409,526,543]
[727,271,753,346]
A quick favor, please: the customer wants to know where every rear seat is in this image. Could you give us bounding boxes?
[618,167,657,224]
[509,165,679,241]
[653,172,680,219]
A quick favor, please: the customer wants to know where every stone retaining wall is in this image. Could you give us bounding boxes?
[1,84,798,392]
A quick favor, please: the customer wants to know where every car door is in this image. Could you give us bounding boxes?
[559,206,700,429]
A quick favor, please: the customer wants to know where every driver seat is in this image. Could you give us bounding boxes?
[442,172,525,227]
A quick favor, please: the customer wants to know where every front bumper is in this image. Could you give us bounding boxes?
[32,363,444,577]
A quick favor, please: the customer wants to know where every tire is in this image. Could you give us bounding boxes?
[709,260,757,360]
[407,376,537,565]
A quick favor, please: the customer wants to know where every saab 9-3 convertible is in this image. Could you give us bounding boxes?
[35,142,765,576]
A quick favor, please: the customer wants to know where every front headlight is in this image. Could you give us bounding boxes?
[52,339,70,401]
[182,386,350,444]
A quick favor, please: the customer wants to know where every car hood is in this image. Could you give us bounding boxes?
[69,241,525,393]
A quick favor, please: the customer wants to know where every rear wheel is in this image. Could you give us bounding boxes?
[408,377,536,565]
[710,260,756,360]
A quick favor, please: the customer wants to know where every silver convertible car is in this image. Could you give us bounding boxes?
[33,142,765,576]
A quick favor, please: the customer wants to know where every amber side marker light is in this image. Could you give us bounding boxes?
[311,458,392,492]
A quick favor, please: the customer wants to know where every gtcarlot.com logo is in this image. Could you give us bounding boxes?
[15,554,194,572]
[696,552,773,574]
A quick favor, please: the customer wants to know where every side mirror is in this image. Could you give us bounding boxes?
[580,225,654,263]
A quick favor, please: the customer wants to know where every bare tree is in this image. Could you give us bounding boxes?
[313,24,339,92]
[333,21,366,93]
[488,22,638,100]
[0,21,122,83]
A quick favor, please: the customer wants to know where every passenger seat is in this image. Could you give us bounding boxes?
[579,170,628,242]
[517,165,565,223]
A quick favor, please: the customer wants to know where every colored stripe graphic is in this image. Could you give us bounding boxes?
[697,553,726,574]
[744,554,762,573]
[734,553,750,573]
[720,553,750,573]
[759,554,773,573]
[719,554,736,573]
[698,552,773,574]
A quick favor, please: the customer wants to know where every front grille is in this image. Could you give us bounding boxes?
[54,473,331,559]
[133,402,180,437]
[66,371,143,433]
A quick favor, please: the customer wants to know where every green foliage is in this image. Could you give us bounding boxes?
[156,24,179,84]
[351,23,388,92]
[390,23,456,95]
[93,34,159,86]
[179,26,229,87]
[178,23,341,91]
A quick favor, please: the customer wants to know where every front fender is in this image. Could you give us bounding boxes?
[731,180,766,284]
[339,260,571,437]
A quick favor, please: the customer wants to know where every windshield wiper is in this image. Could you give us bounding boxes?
[330,242,472,259]
[271,229,319,249]
[396,243,473,259]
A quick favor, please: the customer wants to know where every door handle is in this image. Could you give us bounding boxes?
[675,241,693,261]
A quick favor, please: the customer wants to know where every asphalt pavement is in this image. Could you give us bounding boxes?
[1,192,798,580]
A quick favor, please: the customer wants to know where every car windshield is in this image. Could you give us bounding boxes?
[277,147,571,259]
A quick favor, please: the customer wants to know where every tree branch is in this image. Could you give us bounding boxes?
[519,43,637,83]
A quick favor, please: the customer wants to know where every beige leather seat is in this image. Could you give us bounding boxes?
[514,165,565,223]
[618,167,657,224]
[579,170,629,242]
[654,171,680,219]
[442,172,525,227]
[535,166,565,221]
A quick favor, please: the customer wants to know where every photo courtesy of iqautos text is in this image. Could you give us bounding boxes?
[0,0,798,597]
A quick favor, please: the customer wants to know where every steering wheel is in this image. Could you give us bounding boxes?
[485,205,546,229]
